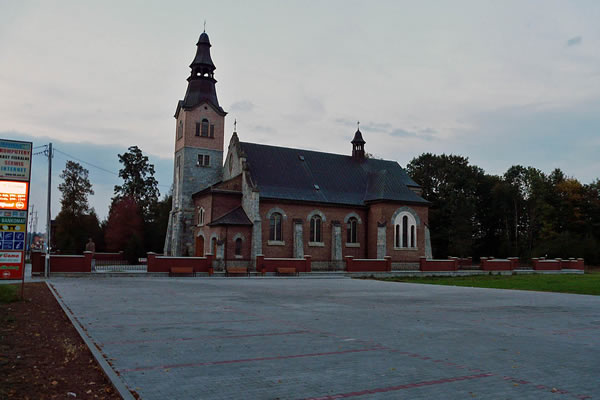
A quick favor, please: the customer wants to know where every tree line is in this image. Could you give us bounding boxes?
[53,146,171,263]
[407,153,600,264]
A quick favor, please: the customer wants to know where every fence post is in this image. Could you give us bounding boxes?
[344,255,353,272]
[83,251,93,272]
[146,252,156,272]
[304,255,312,273]
[384,256,392,272]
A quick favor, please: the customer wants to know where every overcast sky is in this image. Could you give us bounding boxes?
[1,0,599,226]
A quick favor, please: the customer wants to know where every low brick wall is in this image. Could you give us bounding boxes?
[146,252,214,273]
[560,258,585,270]
[256,255,312,273]
[532,258,561,271]
[31,252,94,273]
[480,257,519,271]
[93,252,125,261]
[449,257,472,267]
[419,257,458,271]
[345,256,391,272]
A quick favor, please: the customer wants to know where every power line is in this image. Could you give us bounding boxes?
[53,147,171,188]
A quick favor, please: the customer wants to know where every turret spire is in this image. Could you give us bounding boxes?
[351,123,366,160]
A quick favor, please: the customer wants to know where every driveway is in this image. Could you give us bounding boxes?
[50,277,600,399]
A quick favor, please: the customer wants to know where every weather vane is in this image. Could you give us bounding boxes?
[234,118,237,132]
[357,121,360,130]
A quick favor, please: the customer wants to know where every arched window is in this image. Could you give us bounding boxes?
[346,217,358,243]
[310,215,322,243]
[235,238,242,256]
[198,207,205,226]
[269,212,282,241]
[201,119,209,137]
[394,211,417,249]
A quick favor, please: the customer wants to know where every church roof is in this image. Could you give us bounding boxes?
[239,142,428,206]
[208,206,252,226]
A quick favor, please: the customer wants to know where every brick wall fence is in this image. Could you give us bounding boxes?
[480,257,519,271]
[256,255,312,273]
[31,251,94,274]
[345,256,391,272]
[146,252,214,273]
[419,257,458,271]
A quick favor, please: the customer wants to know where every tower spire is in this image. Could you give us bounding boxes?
[351,122,366,160]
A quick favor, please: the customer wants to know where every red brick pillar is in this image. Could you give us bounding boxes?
[384,256,392,272]
[147,252,156,272]
[304,255,312,273]
[345,256,353,272]
[82,251,93,272]
[452,258,458,271]
[531,258,539,270]
[419,256,426,271]
[256,254,265,274]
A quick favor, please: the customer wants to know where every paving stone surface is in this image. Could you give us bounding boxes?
[50,277,600,399]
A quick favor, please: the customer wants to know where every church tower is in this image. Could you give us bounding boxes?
[164,31,227,256]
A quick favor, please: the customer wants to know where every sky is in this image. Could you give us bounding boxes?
[1,0,599,228]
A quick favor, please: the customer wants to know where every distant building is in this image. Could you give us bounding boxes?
[164,32,432,269]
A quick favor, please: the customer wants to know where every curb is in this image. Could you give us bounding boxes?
[46,281,136,400]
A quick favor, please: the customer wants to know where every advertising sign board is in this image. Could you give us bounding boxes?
[0,140,32,181]
[0,181,28,210]
[0,250,24,279]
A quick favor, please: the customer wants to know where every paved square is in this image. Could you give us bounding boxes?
[50,277,600,399]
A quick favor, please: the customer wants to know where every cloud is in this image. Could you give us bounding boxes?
[389,128,435,140]
[566,36,582,47]
[229,100,255,113]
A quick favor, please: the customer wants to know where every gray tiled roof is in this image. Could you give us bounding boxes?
[239,142,428,206]
[208,206,252,226]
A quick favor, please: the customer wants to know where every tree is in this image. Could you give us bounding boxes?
[104,197,144,263]
[113,146,159,220]
[54,161,100,254]
[58,161,94,215]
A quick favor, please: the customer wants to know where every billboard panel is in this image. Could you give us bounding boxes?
[0,140,32,181]
[0,250,24,279]
[0,181,28,210]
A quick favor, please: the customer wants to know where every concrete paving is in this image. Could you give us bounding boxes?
[50,277,600,399]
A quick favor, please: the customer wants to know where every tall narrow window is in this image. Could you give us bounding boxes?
[402,216,408,248]
[395,224,400,248]
[198,208,205,226]
[310,215,322,243]
[235,238,242,256]
[269,213,282,241]
[201,119,209,137]
[346,217,358,243]
[210,124,215,138]
[410,225,415,248]
[177,120,183,139]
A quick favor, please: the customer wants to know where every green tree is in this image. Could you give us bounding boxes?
[104,196,144,263]
[113,146,159,220]
[54,161,100,254]
[58,161,94,215]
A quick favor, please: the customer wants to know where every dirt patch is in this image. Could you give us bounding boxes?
[0,282,123,399]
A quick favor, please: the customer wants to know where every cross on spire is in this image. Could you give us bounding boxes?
[204,20,206,32]
[357,121,360,130]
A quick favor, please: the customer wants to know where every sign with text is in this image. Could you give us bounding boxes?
[0,140,32,181]
[0,250,24,279]
[0,181,28,210]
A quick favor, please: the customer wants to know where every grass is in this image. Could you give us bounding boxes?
[378,271,600,296]
[0,284,20,303]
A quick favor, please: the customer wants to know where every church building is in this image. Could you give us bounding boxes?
[164,31,432,270]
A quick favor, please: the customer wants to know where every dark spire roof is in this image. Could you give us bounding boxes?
[351,129,365,144]
[176,31,226,117]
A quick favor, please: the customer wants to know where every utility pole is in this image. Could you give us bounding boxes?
[45,143,52,278]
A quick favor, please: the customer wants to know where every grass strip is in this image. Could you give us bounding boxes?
[378,272,600,295]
